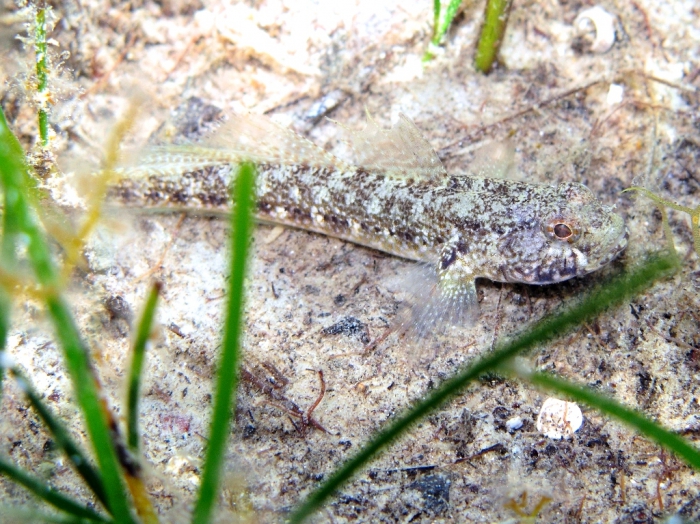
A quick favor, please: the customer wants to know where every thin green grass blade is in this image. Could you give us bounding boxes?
[287,252,677,523]
[474,0,513,74]
[0,102,23,397]
[10,368,109,509]
[191,162,255,524]
[440,0,462,38]
[0,107,136,523]
[0,109,53,282]
[35,3,50,147]
[1,106,25,404]
[524,371,700,469]
[127,281,161,452]
[432,0,440,35]
[0,457,110,522]
[0,106,34,267]
[425,0,463,60]
[46,298,136,523]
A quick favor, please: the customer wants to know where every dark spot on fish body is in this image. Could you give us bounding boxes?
[461,220,482,232]
[482,178,495,192]
[440,248,457,270]
[145,190,164,203]
[498,235,519,260]
[170,190,190,204]
[197,193,228,207]
[532,256,577,284]
[109,184,139,203]
[533,265,557,284]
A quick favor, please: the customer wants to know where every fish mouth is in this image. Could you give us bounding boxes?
[584,226,629,272]
[500,253,580,285]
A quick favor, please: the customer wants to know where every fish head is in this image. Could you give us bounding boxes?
[497,181,627,284]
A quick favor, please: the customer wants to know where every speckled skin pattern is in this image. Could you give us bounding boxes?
[111,113,628,312]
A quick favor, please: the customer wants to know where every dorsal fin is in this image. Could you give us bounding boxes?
[121,113,354,178]
[335,112,447,182]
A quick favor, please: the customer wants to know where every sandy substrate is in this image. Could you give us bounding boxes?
[1,0,700,522]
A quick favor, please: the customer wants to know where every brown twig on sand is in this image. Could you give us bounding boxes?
[241,364,329,435]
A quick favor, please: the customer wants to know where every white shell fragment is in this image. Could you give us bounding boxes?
[574,6,617,54]
[536,398,583,440]
[606,83,624,105]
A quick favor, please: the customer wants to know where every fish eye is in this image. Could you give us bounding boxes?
[554,223,573,239]
[544,218,580,243]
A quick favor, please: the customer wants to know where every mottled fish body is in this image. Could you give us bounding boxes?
[111,113,627,326]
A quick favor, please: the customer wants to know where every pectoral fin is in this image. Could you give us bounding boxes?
[388,261,479,344]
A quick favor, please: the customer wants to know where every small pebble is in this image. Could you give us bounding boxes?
[536,398,583,440]
[505,416,523,432]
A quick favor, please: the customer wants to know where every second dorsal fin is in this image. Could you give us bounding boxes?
[336,112,447,182]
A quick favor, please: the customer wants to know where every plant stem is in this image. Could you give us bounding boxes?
[127,282,161,452]
[424,0,463,61]
[35,2,50,147]
[474,0,513,74]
